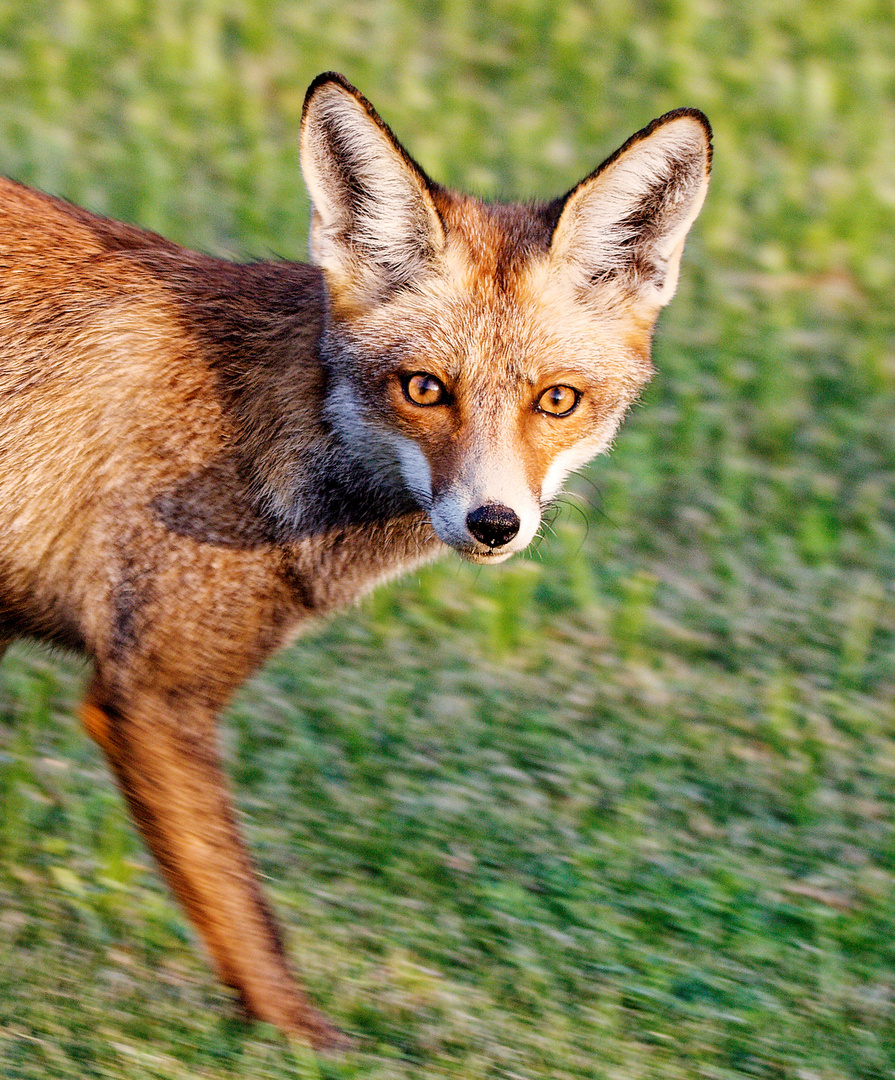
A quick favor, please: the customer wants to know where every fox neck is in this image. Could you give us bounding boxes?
[281,437,428,539]
[267,364,445,608]
[242,358,426,540]
[174,260,425,543]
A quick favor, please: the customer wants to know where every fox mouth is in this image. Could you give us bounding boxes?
[464,551,516,565]
[453,541,519,565]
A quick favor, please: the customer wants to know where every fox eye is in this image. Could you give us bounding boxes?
[536,385,580,417]
[403,372,449,407]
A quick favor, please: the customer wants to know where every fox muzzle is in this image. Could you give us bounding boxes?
[465,502,520,549]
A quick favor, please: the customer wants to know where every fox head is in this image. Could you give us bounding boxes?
[300,73,711,563]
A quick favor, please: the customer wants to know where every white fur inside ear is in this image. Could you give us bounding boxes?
[300,82,444,288]
[551,114,710,307]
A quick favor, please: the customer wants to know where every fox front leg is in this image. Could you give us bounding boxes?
[81,677,345,1049]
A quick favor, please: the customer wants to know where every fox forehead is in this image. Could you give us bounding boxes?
[332,194,655,396]
[431,189,561,281]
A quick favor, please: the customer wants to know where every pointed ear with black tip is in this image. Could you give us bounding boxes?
[300,72,445,310]
[549,109,712,311]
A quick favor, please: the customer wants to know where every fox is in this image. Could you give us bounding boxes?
[0,72,711,1047]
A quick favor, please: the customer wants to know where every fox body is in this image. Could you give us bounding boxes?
[0,73,711,1046]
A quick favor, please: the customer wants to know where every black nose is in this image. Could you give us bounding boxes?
[466,503,520,548]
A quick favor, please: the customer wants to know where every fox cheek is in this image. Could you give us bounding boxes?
[539,442,600,503]
[394,439,434,505]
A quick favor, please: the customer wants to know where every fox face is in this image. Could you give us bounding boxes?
[301,74,711,562]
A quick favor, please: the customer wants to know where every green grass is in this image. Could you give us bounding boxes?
[2,1,895,1076]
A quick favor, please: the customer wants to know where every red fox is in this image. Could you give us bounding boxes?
[0,72,711,1047]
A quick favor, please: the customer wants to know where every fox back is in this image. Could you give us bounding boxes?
[0,74,711,1047]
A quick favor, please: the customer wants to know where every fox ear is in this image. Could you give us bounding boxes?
[300,73,445,308]
[550,109,711,309]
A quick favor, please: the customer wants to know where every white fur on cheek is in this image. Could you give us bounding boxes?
[394,439,433,506]
[540,442,600,503]
[540,414,625,503]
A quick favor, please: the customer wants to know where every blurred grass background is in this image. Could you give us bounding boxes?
[1,1,894,1077]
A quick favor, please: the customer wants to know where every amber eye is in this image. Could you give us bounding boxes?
[403,372,448,406]
[536,385,580,417]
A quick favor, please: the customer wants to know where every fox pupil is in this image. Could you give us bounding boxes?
[538,385,579,416]
[404,372,446,406]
